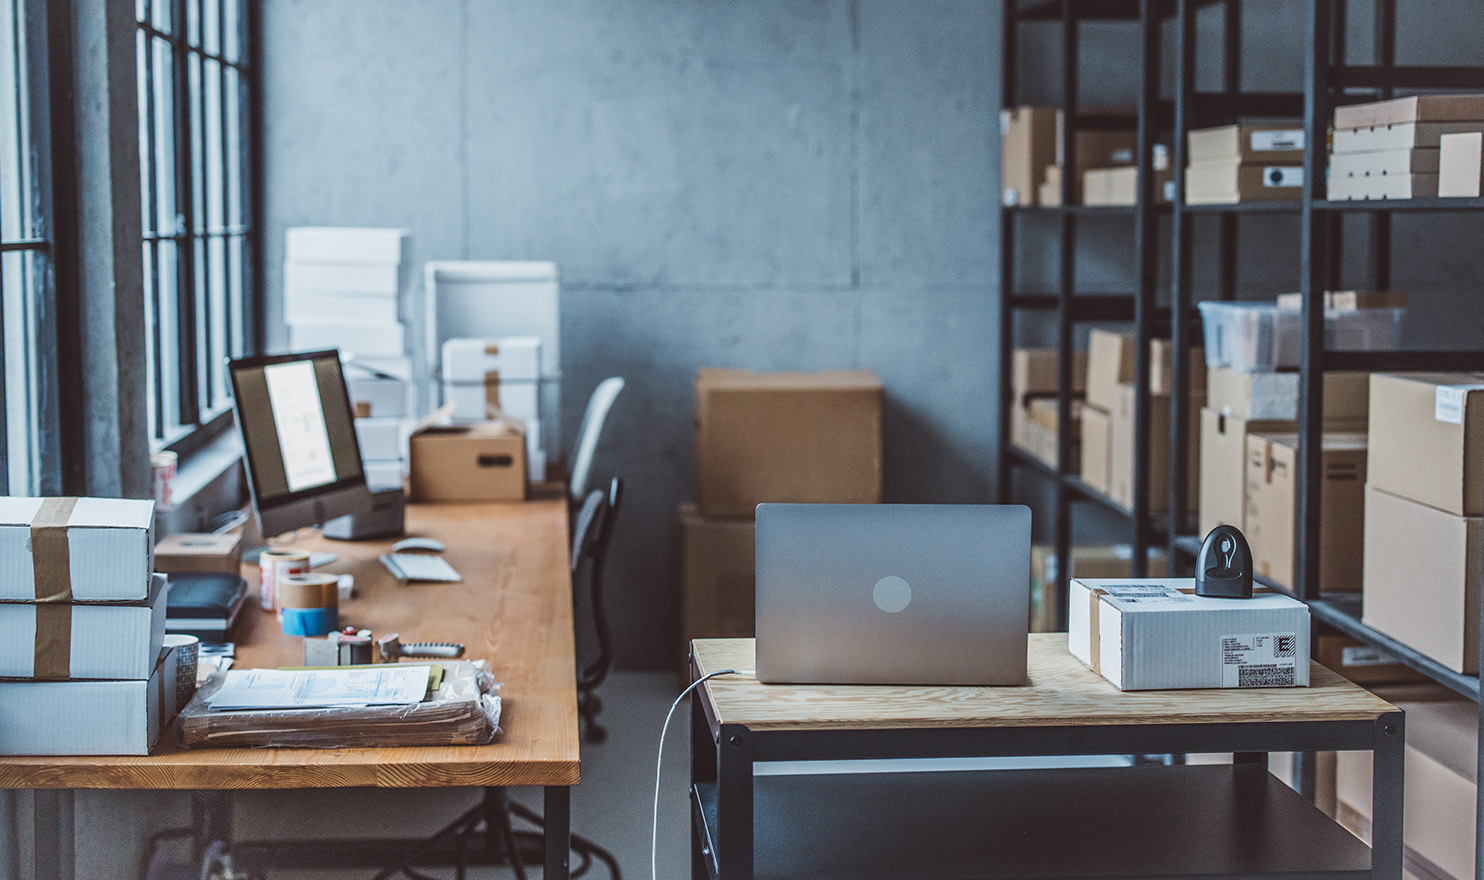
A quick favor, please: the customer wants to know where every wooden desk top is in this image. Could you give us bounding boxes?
[0,497,579,790]
[692,635,1399,732]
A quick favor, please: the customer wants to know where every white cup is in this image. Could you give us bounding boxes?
[163,634,200,711]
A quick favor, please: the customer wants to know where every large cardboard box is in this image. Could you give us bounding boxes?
[1011,348,1088,402]
[1315,635,1423,686]
[1244,433,1367,592]
[1109,384,1200,515]
[1001,106,1058,207]
[679,505,756,659]
[0,572,166,680]
[1079,404,1113,494]
[1206,367,1370,422]
[1185,161,1303,204]
[1199,409,1296,535]
[694,369,883,518]
[1069,577,1310,690]
[1086,329,1204,412]
[1336,698,1477,880]
[1016,398,1082,470]
[1080,167,1173,206]
[154,532,243,575]
[1187,123,1305,164]
[1367,372,1484,517]
[408,421,527,502]
[1029,544,1169,634]
[0,498,155,602]
[0,650,178,755]
[1362,484,1481,674]
[1334,94,1484,129]
[1439,131,1484,197]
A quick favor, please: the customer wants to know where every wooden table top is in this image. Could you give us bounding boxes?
[0,496,580,790]
[692,635,1399,732]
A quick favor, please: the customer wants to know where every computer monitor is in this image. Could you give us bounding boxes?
[228,349,373,540]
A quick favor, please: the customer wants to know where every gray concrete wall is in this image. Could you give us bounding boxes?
[262,0,1003,669]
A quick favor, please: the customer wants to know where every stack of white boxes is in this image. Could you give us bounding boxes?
[285,227,414,488]
[442,336,546,482]
[0,498,183,755]
[1327,95,1484,200]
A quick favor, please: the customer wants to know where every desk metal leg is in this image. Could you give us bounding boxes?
[32,790,73,880]
[716,723,754,880]
[544,785,571,880]
[1372,711,1405,880]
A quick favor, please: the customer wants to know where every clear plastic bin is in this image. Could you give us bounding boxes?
[1197,301,1404,372]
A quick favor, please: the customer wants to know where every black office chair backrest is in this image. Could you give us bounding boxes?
[570,478,621,741]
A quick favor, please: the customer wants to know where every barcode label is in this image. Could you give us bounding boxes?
[1251,130,1304,152]
[1435,385,1484,424]
[1100,584,1192,606]
[1222,633,1298,687]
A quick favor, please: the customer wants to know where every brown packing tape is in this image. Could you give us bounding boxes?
[277,574,339,610]
[32,497,76,679]
[483,369,503,418]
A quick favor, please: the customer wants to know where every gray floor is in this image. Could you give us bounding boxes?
[236,670,691,880]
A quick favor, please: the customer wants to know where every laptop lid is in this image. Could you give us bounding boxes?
[755,503,1031,686]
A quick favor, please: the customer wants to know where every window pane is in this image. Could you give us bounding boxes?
[152,36,176,235]
[185,0,198,46]
[152,0,171,34]
[193,234,208,413]
[208,234,227,408]
[224,67,240,226]
[1,250,43,494]
[227,234,244,358]
[188,52,203,231]
[142,241,158,437]
[204,57,222,231]
[203,0,220,57]
[1,0,35,243]
[223,0,240,63]
[136,30,152,234]
[156,239,182,437]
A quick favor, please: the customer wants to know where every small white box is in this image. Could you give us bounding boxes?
[286,291,400,326]
[0,650,176,755]
[284,261,402,297]
[443,380,539,423]
[290,321,406,358]
[1069,577,1311,690]
[0,574,166,680]
[285,227,409,265]
[0,497,155,602]
[346,377,408,418]
[362,459,406,491]
[442,337,541,384]
[354,417,406,463]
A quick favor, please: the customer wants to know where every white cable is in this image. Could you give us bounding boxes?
[652,668,754,880]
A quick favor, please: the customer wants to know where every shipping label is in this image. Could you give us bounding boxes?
[1099,584,1192,606]
[1221,633,1298,687]
[1434,385,1484,424]
[1251,130,1305,152]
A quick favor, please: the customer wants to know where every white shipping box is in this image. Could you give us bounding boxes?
[285,227,409,265]
[284,261,402,297]
[290,321,406,358]
[353,417,406,463]
[0,574,166,680]
[442,337,541,384]
[363,459,406,491]
[1332,121,1484,154]
[1326,172,1439,200]
[0,651,175,755]
[346,377,408,418]
[1069,578,1311,690]
[443,380,539,424]
[1328,148,1440,178]
[286,291,400,326]
[0,497,154,602]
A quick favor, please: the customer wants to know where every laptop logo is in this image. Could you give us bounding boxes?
[873,576,912,613]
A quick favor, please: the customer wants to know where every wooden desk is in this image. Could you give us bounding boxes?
[689,635,1405,880]
[0,497,579,879]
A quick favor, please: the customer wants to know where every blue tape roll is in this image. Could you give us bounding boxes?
[281,606,338,637]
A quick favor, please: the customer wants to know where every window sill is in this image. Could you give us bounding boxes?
[155,428,246,535]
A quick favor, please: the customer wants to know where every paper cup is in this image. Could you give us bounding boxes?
[164,633,200,709]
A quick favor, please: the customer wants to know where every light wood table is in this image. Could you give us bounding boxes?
[689,634,1405,880]
[0,497,579,880]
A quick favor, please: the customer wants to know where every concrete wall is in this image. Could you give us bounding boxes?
[262,0,1003,669]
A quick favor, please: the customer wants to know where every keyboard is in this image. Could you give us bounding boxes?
[380,552,463,583]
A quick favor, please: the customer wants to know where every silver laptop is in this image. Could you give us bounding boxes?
[755,503,1031,686]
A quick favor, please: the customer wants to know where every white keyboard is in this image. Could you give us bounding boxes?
[380,552,463,583]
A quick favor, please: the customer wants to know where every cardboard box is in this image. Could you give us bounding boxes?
[1037,165,1062,206]
[1079,404,1113,494]
[1334,94,1484,129]
[1315,635,1423,685]
[154,532,243,575]
[0,498,155,602]
[408,420,527,503]
[0,650,177,755]
[1273,290,1409,311]
[1029,544,1169,634]
[679,505,756,661]
[1362,484,1481,674]
[1326,171,1439,200]
[1333,121,1484,154]
[1108,384,1200,516]
[1244,432,1367,592]
[1335,698,1477,880]
[1011,348,1088,402]
[1185,161,1303,204]
[1080,167,1173,206]
[1085,329,1204,412]
[693,369,883,518]
[1187,123,1306,164]
[1206,367,1370,422]
[1001,106,1058,207]
[1439,131,1484,197]
[0,573,166,680]
[1367,372,1484,517]
[1016,397,1082,470]
[1328,148,1441,179]
[1199,409,1297,535]
[1068,577,1311,690]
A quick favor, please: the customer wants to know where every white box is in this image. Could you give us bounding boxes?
[286,291,400,326]
[1439,132,1484,198]
[346,377,408,418]
[354,417,406,463]
[1069,577,1311,690]
[284,261,402,296]
[1326,171,1439,200]
[0,573,165,680]
[363,459,406,491]
[443,379,539,423]
[442,337,541,384]
[1328,148,1440,178]
[1332,121,1484,154]
[344,356,412,383]
[285,227,409,265]
[0,497,154,602]
[289,321,406,358]
[0,651,175,755]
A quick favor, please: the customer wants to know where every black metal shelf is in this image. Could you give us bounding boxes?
[1309,596,1482,701]
[1314,197,1484,213]
[1180,201,1303,214]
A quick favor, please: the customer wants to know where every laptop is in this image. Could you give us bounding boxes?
[755,503,1031,686]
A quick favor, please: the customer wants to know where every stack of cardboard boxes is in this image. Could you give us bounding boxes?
[1078,329,1203,515]
[1327,95,1484,200]
[0,498,186,755]
[1008,348,1088,470]
[681,369,883,668]
[1001,105,1137,207]
[1185,123,1305,204]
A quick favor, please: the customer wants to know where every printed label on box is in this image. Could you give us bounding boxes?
[1100,584,1192,605]
[1221,633,1298,687]
[1262,167,1304,188]
[1340,645,1396,668]
[1434,385,1484,424]
[1251,130,1304,152]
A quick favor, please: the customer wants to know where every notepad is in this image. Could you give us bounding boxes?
[206,665,432,710]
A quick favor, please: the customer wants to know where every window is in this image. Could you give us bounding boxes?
[0,0,61,495]
[137,0,252,449]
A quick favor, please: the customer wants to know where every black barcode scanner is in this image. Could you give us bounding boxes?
[1195,524,1254,599]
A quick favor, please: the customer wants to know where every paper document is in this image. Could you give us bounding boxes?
[207,665,432,710]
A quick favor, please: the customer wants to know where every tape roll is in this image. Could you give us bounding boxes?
[277,573,339,610]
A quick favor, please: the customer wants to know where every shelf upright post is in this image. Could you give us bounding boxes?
[1478,477,1483,880]
[1371,0,1395,289]
[1053,0,1078,630]
[1130,0,1158,575]
[1168,0,1196,560]
[997,0,1018,506]
[1216,0,1242,305]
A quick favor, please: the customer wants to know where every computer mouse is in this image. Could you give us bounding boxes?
[392,537,446,554]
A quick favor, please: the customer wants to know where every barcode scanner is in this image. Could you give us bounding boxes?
[1195,524,1254,599]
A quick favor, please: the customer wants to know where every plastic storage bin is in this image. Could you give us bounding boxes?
[1197,302,1403,372]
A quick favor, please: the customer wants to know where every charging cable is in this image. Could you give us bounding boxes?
[652,668,753,880]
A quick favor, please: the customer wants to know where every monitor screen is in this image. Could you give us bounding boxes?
[229,350,371,537]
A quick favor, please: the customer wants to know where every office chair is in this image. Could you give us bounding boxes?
[568,377,625,505]
[572,477,622,743]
